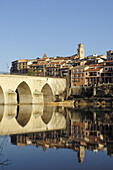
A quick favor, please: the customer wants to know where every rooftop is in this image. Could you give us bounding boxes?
[85,68,103,72]
[71,65,88,69]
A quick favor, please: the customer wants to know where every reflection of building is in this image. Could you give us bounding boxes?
[11,134,28,146]
[107,143,113,156]
[10,107,113,164]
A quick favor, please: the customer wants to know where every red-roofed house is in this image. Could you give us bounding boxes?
[85,64,103,85]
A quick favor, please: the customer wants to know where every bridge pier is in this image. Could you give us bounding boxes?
[4,89,44,105]
[33,90,44,104]
[5,89,17,105]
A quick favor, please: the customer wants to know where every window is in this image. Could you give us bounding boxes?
[94,72,97,76]
[73,69,76,74]
[90,72,93,76]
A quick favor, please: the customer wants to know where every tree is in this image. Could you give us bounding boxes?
[28,69,35,76]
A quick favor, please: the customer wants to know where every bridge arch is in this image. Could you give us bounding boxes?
[41,83,53,103]
[15,81,32,104]
[0,86,4,104]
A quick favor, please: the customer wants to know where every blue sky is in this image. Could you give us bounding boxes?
[0,0,113,72]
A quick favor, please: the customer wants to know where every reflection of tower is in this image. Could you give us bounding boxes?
[93,112,96,122]
[65,108,71,137]
[77,146,85,163]
[77,44,85,60]
[42,146,47,152]
[107,143,113,157]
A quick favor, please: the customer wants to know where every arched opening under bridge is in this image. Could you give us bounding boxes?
[41,84,53,103]
[15,81,32,104]
[0,86,4,104]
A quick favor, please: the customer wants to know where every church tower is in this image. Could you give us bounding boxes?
[77,44,85,60]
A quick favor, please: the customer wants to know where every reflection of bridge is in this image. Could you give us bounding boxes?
[0,74,66,104]
[0,105,66,135]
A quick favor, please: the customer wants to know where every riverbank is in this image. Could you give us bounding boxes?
[74,97,113,108]
[44,100,75,108]
[45,97,113,109]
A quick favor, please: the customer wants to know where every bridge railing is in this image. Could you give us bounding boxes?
[10,72,67,79]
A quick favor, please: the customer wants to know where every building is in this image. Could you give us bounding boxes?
[10,44,85,77]
[101,60,113,83]
[86,54,106,65]
[10,59,34,74]
[10,54,50,75]
[84,64,104,85]
[46,65,60,77]
[29,63,46,76]
[71,65,89,87]
[10,44,113,86]
[107,50,113,60]
[29,58,48,76]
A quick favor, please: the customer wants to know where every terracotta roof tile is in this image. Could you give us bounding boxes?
[85,68,103,72]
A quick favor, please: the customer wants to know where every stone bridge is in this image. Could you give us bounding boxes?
[0,74,66,104]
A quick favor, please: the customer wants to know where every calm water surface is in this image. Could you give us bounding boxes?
[0,105,113,170]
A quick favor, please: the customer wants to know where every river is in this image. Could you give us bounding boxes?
[0,105,113,170]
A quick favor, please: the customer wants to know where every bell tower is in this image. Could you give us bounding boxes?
[77,44,85,60]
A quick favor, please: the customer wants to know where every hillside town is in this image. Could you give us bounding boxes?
[10,44,113,89]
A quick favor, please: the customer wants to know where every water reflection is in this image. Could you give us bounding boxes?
[0,105,66,135]
[41,106,54,124]
[16,105,32,127]
[0,105,113,166]
[10,107,113,164]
